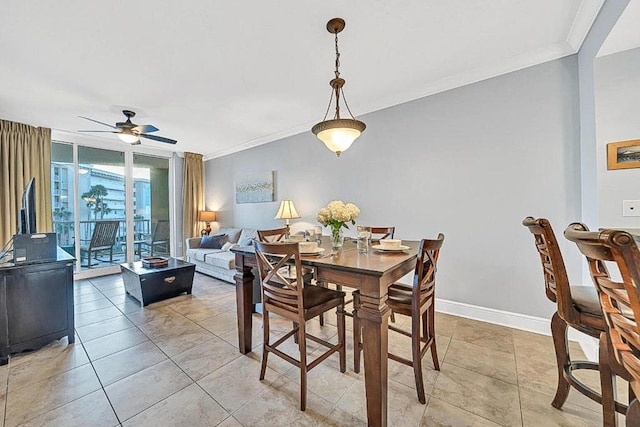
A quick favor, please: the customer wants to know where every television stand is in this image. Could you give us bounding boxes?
[0,248,75,364]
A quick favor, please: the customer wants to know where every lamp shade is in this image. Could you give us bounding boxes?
[274,200,300,220]
[198,211,217,222]
[118,130,140,144]
[313,118,366,156]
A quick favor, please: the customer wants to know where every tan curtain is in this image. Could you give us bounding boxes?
[0,120,52,246]
[183,152,204,240]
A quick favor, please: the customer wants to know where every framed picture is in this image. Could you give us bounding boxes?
[607,139,640,170]
[235,171,274,204]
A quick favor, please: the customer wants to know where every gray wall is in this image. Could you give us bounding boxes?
[596,47,640,227]
[205,56,582,319]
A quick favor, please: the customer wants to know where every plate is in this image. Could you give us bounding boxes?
[371,244,410,252]
[300,247,326,256]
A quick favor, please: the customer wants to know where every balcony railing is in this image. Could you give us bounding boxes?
[53,218,152,248]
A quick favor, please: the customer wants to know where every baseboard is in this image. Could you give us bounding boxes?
[435,298,598,362]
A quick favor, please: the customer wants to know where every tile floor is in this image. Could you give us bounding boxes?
[0,272,622,426]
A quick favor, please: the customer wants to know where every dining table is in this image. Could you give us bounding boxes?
[231,237,420,427]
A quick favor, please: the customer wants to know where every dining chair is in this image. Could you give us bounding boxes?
[563,224,636,424]
[254,240,346,411]
[368,226,395,242]
[353,234,444,403]
[257,227,289,243]
[523,217,628,426]
[79,220,119,267]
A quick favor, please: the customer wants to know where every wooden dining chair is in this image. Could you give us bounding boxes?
[353,234,444,403]
[368,226,395,242]
[257,227,288,243]
[563,224,636,425]
[523,217,627,426]
[254,241,346,411]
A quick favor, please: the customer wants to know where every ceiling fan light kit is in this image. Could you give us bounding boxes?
[78,110,177,145]
[312,17,366,157]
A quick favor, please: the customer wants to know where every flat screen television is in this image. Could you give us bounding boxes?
[19,177,36,235]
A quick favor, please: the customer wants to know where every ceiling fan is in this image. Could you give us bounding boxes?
[78,110,177,145]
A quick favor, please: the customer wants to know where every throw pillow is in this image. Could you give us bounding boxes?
[200,234,227,249]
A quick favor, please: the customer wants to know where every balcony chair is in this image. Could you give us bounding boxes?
[254,240,346,411]
[141,219,170,256]
[523,217,628,426]
[79,220,119,267]
[353,234,444,403]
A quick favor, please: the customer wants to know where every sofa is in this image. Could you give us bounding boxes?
[185,227,258,283]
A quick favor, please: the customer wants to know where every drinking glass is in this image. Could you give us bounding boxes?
[314,226,323,244]
[357,226,371,253]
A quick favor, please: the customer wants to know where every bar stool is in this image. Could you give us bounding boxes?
[523,217,628,426]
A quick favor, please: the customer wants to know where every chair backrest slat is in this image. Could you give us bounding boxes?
[358,226,395,241]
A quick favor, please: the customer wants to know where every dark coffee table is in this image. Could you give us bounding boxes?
[120,258,195,307]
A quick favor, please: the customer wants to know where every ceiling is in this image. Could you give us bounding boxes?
[0,1,607,159]
[598,0,640,57]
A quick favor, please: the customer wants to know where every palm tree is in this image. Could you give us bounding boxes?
[81,185,111,220]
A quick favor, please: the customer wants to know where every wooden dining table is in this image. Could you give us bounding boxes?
[231,237,420,427]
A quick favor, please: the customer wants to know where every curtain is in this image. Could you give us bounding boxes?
[0,120,52,246]
[183,152,204,240]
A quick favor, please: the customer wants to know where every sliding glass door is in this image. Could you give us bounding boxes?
[132,154,170,261]
[51,141,172,275]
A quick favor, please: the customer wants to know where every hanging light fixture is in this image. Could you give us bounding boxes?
[312,18,366,157]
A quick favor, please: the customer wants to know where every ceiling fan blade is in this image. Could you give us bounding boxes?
[78,116,118,129]
[78,130,119,133]
[133,124,159,133]
[140,133,177,144]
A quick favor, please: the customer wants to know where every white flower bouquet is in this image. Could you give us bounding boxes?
[317,200,360,248]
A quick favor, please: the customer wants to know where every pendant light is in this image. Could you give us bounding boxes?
[312,18,366,157]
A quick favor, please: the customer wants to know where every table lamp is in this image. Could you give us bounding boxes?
[274,200,300,238]
[198,211,217,236]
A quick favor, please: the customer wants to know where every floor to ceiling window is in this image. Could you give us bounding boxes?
[132,154,170,261]
[51,140,173,276]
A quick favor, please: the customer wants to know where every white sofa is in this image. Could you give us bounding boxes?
[185,227,258,283]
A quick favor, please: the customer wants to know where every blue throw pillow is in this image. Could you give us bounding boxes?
[200,234,227,249]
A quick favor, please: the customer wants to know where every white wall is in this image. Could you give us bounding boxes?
[204,56,582,319]
[595,47,640,228]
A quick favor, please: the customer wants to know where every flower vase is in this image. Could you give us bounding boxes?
[331,227,344,251]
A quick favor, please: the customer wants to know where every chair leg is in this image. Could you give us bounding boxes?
[599,332,618,427]
[628,397,640,427]
[353,291,362,374]
[260,312,270,381]
[337,304,346,373]
[550,311,571,409]
[427,307,439,370]
[412,314,426,404]
[298,321,307,411]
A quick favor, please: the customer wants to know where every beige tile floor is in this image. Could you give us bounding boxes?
[0,272,622,426]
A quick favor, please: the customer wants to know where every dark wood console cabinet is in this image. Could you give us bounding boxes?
[0,248,74,365]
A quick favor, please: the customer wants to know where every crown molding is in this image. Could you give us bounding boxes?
[567,0,605,51]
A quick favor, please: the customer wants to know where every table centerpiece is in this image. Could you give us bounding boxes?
[316,200,360,251]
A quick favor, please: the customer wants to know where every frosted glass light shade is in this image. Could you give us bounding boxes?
[274,200,300,220]
[118,131,139,144]
[312,118,366,157]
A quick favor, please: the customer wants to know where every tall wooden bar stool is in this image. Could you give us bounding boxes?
[353,234,444,404]
[254,241,346,411]
[563,225,636,425]
[523,217,627,426]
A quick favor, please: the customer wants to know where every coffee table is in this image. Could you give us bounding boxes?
[120,258,195,307]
